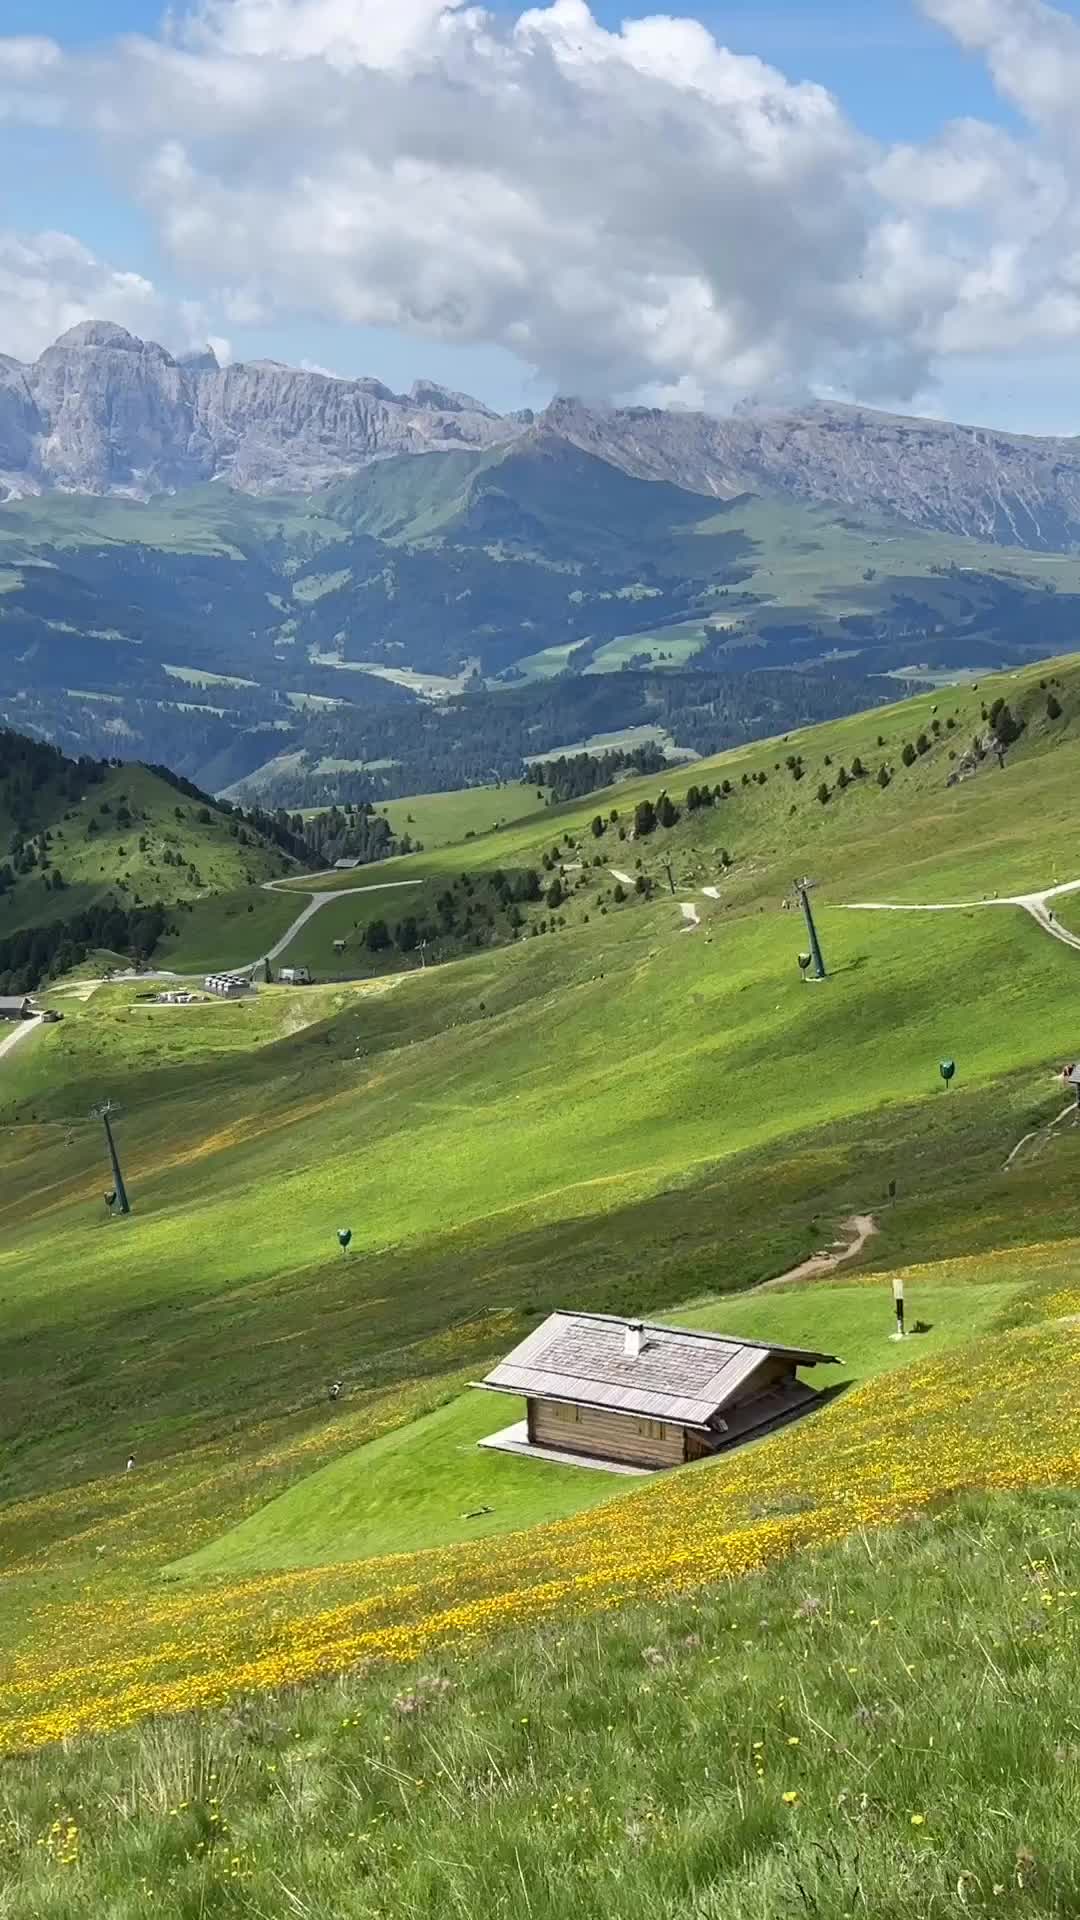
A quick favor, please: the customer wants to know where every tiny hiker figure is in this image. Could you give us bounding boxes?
[328,1381,342,1402]
[125,1454,135,1473]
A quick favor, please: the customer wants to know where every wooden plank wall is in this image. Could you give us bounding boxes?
[530,1398,686,1468]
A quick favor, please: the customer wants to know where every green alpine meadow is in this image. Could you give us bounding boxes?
[3,651,1080,1914]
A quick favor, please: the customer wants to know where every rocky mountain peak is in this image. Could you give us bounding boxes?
[47,320,148,354]
[177,345,221,374]
[409,378,496,418]
[7,322,1080,550]
[0,321,517,499]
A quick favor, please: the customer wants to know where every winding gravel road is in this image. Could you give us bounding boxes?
[841,876,1080,955]
[0,1014,42,1064]
[256,874,423,965]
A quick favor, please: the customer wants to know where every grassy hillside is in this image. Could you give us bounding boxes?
[152,884,301,973]
[376,783,549,847]
[141,655,1068,980]
[176,1273,1017,1580]
[0,759,293,938]
[5,657,1080,1913]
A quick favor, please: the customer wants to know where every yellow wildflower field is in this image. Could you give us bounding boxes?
[3,1304,1080,1756]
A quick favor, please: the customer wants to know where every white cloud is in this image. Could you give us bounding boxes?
[189,0,467,69]
[0,229,216,365]
[58,0,908,402]
[0,35,65,124]
[919,0,1080,137]
[7,0,1080,409]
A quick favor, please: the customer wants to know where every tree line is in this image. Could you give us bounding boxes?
[525,744,668,802]
[0,728,107,836]
[0,901,168,994]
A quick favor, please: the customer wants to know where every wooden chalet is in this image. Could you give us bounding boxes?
[0,995,34,1023]
[474,1311,840,1472]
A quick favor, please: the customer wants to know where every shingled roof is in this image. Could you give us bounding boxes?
[476,1311,839,1429]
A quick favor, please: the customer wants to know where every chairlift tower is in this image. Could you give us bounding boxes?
[794,877,827,980]
[92,1101,131,1215]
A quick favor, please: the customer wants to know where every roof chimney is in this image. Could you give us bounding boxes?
[624,1320,645,1360]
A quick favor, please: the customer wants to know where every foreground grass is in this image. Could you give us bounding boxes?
[4,1492,1080,1918]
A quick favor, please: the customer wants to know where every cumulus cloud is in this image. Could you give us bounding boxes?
[0,36,65,125]
[59,0,919,401]
[7,0,1080,407]
[920,0,1080,137]
[0,229,218,365]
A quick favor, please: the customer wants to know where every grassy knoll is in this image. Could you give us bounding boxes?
[4,903,1073,1353]
[0,760,292,941]
[0,979,381,1119]
[152,885,300,973]
[5,1493,1080,1918]
[584,620,712,671]
[2,1246,1079,1758]
[176,1390,628,1576]
[5,655,1080,1818]
[175,1273,1019,1579]
[376,784,549,848]
[674,1272,1021,1383]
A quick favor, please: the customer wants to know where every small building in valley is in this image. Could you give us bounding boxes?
[474,1311,839,1473]
[204,973,249,998]
[0,995,35,1022]
[278,966,313,986]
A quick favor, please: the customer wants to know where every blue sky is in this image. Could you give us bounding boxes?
[5,0,1080,428]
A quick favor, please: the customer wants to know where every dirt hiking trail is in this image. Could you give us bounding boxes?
[754,1213,879,1292]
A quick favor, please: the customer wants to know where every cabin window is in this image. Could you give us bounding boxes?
[552,1403,582,1424]
[637,1419,667,1440]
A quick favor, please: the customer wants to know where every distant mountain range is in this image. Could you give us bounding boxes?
[6,321,1080,806]
[6,321,1080,552]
